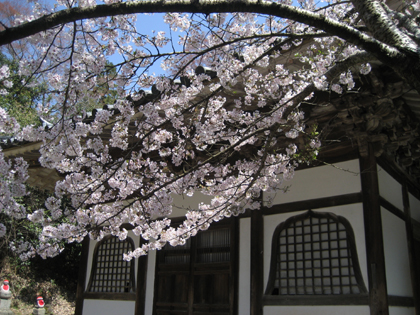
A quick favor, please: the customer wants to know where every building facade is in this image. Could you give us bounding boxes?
[74,150,420,315]
[2,60,419,315]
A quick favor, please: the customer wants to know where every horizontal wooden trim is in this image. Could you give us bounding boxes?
[379,197,406,221]
[157,271,190,276]
[388,295,415,307]
[258,192,363,217]
[155,302,188,307]
[193,304,230,308]
[83,292,136,301]
[262,294,414,307]
[157,264,190,270]
[193,269,230,275]
[194,262,231,269]
[262,294,369,306]
[157,263,230,271]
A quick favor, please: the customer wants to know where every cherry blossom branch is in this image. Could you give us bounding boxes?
[3,0,417,93]
[0,0,401,58]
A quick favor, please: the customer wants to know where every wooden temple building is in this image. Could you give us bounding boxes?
[2,60,420,315]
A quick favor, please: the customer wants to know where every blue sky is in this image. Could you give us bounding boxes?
[109,12,181,76]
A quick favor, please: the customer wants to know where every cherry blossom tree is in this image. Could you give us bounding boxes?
[0,0,419,260]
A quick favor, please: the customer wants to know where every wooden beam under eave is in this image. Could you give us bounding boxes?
[26,167,62,191]
[359,144,389,315]
[2,141,42,158]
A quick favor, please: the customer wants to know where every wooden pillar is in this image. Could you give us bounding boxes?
[250,210,263,315]
[75,236,90,315]
[134,253,148,315]
[359,145,389,315]
[402,183,420,315]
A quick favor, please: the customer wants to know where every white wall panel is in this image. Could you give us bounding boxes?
[264,305,370,315]
[409,193,420,222]
[389,307,416,315]
[170,192,212,217]
[85,238,95,291]
[83,300,135,315]
[381,208,413,297]
[144,250,156,315]
[378,166,403,210]
[266,160,361,205]
[238,218,251,315]
[263,204,368,290]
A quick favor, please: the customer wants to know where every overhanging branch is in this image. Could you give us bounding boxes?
[0,0,402,63]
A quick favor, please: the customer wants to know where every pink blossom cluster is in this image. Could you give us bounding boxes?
[0,108,20,135]
[0,148,28,238]
[0,65,12,96]
[0,0,385,259]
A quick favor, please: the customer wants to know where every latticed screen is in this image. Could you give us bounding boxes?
[159,238,191,264]
[266,211,366,296]
[159,227,231,264]
[88,236,135,293]
[196,227,230,263]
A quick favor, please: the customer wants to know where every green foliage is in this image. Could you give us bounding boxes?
[292,124,320,164]
[0,187,81,313]
[0,53,49,129]
[0,187,49,262]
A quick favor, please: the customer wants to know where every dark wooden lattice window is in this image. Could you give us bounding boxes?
[154,220,237,315]
[265,210,367,297]
[158,238,192,265]
[157,226,231,266]
[87,235,136,295]
[196,227,231,263]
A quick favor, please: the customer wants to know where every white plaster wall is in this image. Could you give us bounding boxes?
[381,208,413,297]
[85,238,96,291]
[170,192,213,217]
[389,307,416,315]
[264,305,370,315]
[238,218,251,315]
[83,300,135,315]
[409,193,420,222]
[266,160,361,205]
[144,250,156,315]
[263,204,368,290]
[377,166,404,211]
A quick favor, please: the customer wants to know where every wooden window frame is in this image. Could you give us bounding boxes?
[264,210,367,305]
[84,235,136,301]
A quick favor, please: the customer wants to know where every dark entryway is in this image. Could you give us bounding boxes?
[153,219,238,315]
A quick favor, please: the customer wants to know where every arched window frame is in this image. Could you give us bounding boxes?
[265,210,367,304]
[85,235,136,300]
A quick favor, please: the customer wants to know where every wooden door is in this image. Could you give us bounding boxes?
[153,220,237,315]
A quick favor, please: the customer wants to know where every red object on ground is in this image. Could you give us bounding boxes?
[1,280,9,292]
[36,296,45,308]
